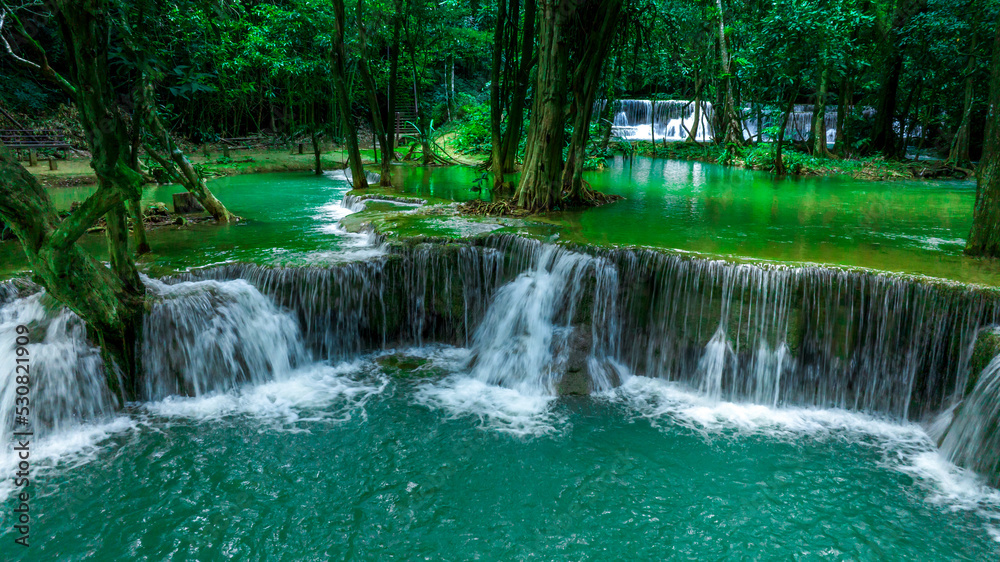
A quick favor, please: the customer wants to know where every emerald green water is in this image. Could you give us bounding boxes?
[570,157,998,285]
[3,351,999,560]
[1,172,374,277]
[4,161,1000,558]
[2,158,995,283]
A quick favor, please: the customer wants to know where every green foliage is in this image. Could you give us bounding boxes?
[449,103,491,155]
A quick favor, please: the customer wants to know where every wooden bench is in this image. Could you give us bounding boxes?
[0,129,71,161]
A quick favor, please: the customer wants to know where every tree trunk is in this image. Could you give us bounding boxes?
[0,151,143,404]
[331,0,368,188]
[514,0,573,211]
[36,0,148,398]
[871,0,925,157]
[490,0,509,190]
[138,77,237,222]
[812,63,831,157]
[387,0,403,158]
[835,76,851,155]
[713,0,742,145]
[500,0,537,174]
[357,0,392,186]
[775,78,801,177]
[312,129,322,175]
[966,23,1000,257]
[689,75,702,142]
[948,68,975,167]
[563,0,623,202]
[128,197,150,254]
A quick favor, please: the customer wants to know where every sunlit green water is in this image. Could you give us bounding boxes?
[3,158,996,284]
[1,172,369,277]
[3,351,999,560]
[569,157,999,284]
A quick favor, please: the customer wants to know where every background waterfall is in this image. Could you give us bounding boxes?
[607,99,839,143]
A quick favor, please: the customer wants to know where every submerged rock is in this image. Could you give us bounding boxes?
[376,353,431,378]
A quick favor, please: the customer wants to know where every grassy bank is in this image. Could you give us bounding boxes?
[625,140,965,181]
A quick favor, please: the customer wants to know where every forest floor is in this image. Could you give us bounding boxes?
[24,146,375,188]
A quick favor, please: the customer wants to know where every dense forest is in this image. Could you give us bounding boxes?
[0,0,999,392]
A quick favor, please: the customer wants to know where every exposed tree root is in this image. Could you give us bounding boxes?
[457,198,531,217]
[562,180,623,208]
[910,162,974,179]
[458,181,622,217]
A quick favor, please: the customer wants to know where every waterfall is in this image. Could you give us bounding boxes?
[611,248,994,419]
[466,245,621,396]
[610,100,715,142]
[342,194,370,213]
[329,168,382,186]
[606,99,840,144]
[0,277,315,445]
[141,277,309,400]
[940,333,1000,486]
[1,234,996,462]
[0,293,114,447]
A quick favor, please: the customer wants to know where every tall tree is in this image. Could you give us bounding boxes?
[514,0,622,211]
[1,0,146,401]
[357,0,393,186]
[965,21,1000,258]
[330,0,368,188]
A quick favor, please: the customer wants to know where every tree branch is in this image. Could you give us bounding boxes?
[48,181,122,250]
[0,8,77,96]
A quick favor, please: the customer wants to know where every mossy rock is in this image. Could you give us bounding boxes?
[965,328,1000,397]
[557,370,591,396]
[376,353,431,378]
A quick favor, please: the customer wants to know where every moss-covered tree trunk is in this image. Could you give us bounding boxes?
[834,76,852,155]
[331,0,369,188]
[312,129,323,175]
[775,78,801,177]
[138,78,237,222]
[811,62,832,157]
[871,0,925,158]
[128,198,150,254]
[499,0,537,179]
[966,23,1000,257]
[38,0,149,399]
[713,0,742,146]
[948,72,975,167]
[514,0,572,211]
[0,151,144,403]
[489,0,509,190]
[563,0,623,203]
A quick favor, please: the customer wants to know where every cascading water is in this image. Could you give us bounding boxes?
[0,275,319,450]
[0,293,113,447]
[606,99,840,143]
[141,277,309,399]
[940,332,1000,486]
[465,245,622,396]
[3,232,1000,483]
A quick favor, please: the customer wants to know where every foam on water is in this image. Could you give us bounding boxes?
[143,360,387,427]
[0,416,137,503]
[414,375,562,437]
[606,374,1000,536]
